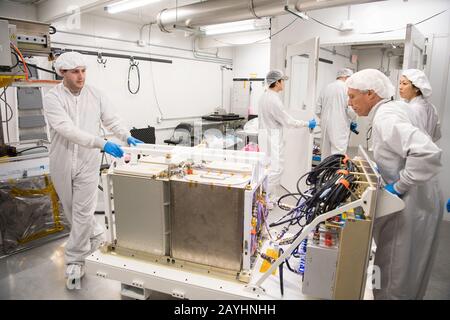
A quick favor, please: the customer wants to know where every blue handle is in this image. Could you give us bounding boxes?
[447,199,450,213]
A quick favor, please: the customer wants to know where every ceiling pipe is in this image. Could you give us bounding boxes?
[156,0,385,33]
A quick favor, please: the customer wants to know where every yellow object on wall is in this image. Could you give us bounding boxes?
[0,75,25,88]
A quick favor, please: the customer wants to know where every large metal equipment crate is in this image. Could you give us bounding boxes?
[86,145,404,300]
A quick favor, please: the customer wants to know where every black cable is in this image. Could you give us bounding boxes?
[1,87,13,142]
[273,154,359,229]
[15,59,32,78]
[295,163,342,199]
[214,5,446,46]
[280,248,301,275]
[366,126,373,150]
[268,17,299,40]
[147,24,164,118]
[17,146,48,154]
[25,62,33,78]
[9,51,20,69]
[0,88,13,122]
[4,90,9,142]
[307,15,341,32]
[128,61,140,94]
[213,17,299,46]
[26,63,58,76]
[306,8,449,35]
[99,127,110,166]
[414,8,449,26]
[278,249,284,296]
[277,192,302,210]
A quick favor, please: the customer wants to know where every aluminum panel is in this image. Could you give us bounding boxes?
[19,131,47,141]
[17,87,43,110]
[112,174,169,256]
[171,181,245,272]
[302,244,338,299]
[0,20,11,67]
[18,115,46,128]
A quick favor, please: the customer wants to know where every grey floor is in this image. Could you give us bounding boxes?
[0,214,173,300]
[1,211,450,300]
[424,220,450,300]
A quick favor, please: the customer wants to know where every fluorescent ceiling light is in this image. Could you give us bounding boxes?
[105,0,161,14]
[201,19,269,36]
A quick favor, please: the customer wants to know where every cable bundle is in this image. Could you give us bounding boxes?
[271,154,360,242]
[251,194,270,256]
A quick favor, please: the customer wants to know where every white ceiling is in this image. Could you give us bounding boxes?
[88,0,203,24]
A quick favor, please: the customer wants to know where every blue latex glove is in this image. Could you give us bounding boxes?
[350,121,358,133]
[308,119,317,130]
[384,183,402,197]
[127,136,144,146]
[447,199,450,213]
[104,141,124,158]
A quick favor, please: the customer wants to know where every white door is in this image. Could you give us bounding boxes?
[403,23,427,70]
[281,37,319,193]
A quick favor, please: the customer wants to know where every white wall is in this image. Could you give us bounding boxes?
[52,13,235,144]
[271,0,450,111]
[0,0,37,21]
[2,9,236,144]
[1,3,274,146]
[317,46,356,98]
[232,43,270,115]
[315,45,357,146]
[344,46,404,148]
[439,18,450,221]
[271,0,450,217]
[233,43,270,79]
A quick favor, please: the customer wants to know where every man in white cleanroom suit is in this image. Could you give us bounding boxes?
[258,69,316,206]
[346,69,443,299]
[316,68,358,159]
[43,52,142,289]
[399,69,441,142]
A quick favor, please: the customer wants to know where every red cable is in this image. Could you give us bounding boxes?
[10,43,60,84]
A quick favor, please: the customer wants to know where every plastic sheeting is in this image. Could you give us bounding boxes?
[0,175,70,256]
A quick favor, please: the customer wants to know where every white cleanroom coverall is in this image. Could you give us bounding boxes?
[44,83,131,265]
[408,95,441,142]
[369,98,443,300]
[316,80,356,159]
[402,69,441,142]
[258,89,309,196]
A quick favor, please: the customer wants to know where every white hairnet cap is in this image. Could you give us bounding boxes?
[336,68,353,78]
[266,69,288,86]
[346,69,395,99]
[402,69,432,99]
[54,52,87,77]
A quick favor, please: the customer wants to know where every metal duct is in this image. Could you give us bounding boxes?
[156,0,384,33]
